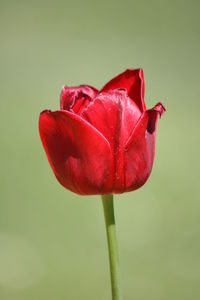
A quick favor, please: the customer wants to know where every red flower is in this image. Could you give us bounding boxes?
[39,69,165,195]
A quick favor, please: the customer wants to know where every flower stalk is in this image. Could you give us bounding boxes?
[101,194,122,300]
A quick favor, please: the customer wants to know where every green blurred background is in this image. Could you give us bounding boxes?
[0,0,199,299]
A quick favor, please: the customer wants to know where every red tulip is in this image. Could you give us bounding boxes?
[39,69,165,195]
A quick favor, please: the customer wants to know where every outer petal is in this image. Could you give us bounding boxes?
[60,85,98,114]
[39,110,112,195]
[124,102,166,192]
[100,69,145,112]
[82,90,142,193]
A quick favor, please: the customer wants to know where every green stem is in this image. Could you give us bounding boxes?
[101,194,122,300]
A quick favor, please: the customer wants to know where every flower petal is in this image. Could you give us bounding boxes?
[39,110,112,195]
[60,85,98,114]
[82,90,142,193]
[124,102,166,192]
[100,69,145,112]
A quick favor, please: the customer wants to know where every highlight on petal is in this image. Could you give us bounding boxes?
[60,85,98,114]
[124,102,165,192]
[100,69,145,112]
[39,110,112,195]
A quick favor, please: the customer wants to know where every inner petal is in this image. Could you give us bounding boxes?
[100,69,145,112]
[60,85,98,115]
[82,89,141,146]
[81,89,142,192]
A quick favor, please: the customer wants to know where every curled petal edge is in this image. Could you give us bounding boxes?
[125,102,166,150]
[60,85,98,111]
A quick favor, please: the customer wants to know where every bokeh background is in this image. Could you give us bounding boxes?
[0,0,199,299]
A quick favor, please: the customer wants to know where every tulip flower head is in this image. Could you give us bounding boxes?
[39,69,165,195]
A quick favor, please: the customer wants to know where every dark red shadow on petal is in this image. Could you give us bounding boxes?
[147,102,166,134]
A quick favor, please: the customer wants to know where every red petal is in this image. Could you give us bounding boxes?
[82,90,142,193]
[124,102,166,191]
[60,85,98,114]
[39,110,112,195]
[100,69,145,112]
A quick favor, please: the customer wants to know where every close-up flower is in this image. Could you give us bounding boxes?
[2,0,199,298]
[39,69,165,195]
